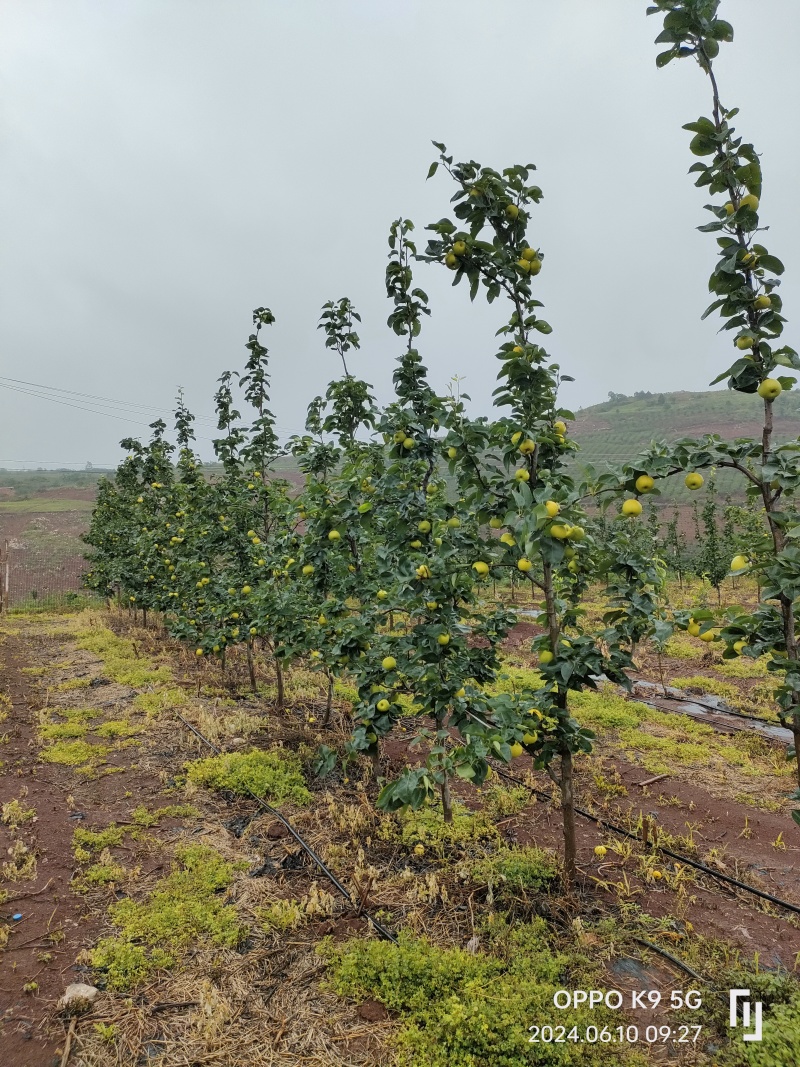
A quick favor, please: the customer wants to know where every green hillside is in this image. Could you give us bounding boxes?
[570,389,800,502]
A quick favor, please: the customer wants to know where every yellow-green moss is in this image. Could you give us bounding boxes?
[260,898,304,932]
[74,626,172,688]
[39,721,89,741]
[54,677,91,691]
[661,636,704,661]
[81,861,126,887]
[471,846,558,898]
[73,824,125,855]
[3,841,37,881]
[483,784,530,820]
[670,675,740,702]
[717,656,771,679]
[61,707,101,722]
[90,844,242,990]
[492,664,545,696]
[95,720,139,739]
[185,748,311,805]
[320,918,638,1067]
[130,804,199,828]
[380,802,500,855]
[133,687,187,714]
[41,740,109,767]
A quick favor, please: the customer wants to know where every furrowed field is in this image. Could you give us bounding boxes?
[2,4,800,1065]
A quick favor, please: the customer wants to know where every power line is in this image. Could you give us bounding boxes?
[0,377,304,439]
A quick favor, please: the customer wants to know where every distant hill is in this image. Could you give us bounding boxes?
[570,389,800,502]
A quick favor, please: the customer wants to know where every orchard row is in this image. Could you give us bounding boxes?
[85,4,800,873]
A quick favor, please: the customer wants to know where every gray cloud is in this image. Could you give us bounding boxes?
[2,0,798,467]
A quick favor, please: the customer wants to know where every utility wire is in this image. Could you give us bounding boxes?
[0,377,303,440]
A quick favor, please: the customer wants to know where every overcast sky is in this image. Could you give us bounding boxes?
[2,1,798,469]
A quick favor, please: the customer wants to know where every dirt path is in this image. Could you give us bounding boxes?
[0,618,196,1065]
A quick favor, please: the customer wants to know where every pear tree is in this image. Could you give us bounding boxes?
[611,1,800,798]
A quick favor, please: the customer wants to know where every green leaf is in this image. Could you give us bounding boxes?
[656,48,678,68]
[759,255,785,276]
[689,133,717,156]
[701,298,725,321]
[683,117,716,135]
[426,161,439,180]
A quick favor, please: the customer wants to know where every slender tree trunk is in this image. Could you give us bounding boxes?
[142,607,147,629]
[542,562,559,648]
[323,669,334,726]
[543,561,576,882]
[560,748,577,886]
[246,639,257,692]
[761,397,800,785]
[440,773,453,824]
[274,653,285,710]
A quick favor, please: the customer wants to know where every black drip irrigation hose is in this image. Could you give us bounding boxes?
[486,754,800,918]
[174,713,399,944]
[448,706,800,918]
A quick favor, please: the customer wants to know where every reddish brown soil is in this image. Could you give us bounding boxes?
[381,719,800,973]
[0,628,195,1065]
[34,489,97,502]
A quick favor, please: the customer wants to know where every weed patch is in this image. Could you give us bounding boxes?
[380,803,500,856]
[471,847,559,899]
[130,804,199,827]
[95,720,139,739]
[670,675,740,702]
[73,824,125,858]
[41,740,109,767]
[90,844,242,990]
[3,841,37,882]
[321,918,631,1067]
[133,687,187,715]
[186,748,311,805]
[1,798,36,831]
[39,721,89,741]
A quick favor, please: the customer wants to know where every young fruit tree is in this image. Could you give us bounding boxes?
[425,146,666,879]
[608,1,800,812]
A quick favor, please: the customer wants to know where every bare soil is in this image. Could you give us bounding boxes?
[0,623,201,1065]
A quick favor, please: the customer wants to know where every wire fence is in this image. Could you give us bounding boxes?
[0,539,94,613]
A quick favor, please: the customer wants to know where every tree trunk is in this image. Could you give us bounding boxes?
[440,773,453,824]
[274,652,285,711]
[323,670,334,726]
[560,748,577,887]
[246,639,257,692]
[142,607,147,629]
